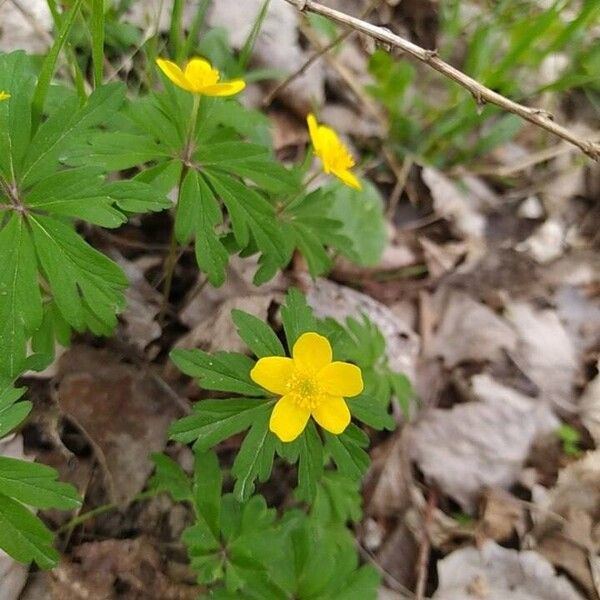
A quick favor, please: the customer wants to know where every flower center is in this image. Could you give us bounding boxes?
[288,370,321,410]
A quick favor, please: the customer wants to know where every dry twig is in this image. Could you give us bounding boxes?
[283,0,600,161]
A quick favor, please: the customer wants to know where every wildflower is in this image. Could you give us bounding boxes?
[251,332,363,442]
[307,113,361,190]
[156,57,245,97]
[0,91,10,102]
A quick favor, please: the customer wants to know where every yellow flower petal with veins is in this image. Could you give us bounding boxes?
[250,332,364,442]
[156,57,245,97]
[306,113,362,190]
[0,91,10,102]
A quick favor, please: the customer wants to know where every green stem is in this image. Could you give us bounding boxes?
[159,95,201,323]
[279,170,321,213]
[58,489,160,534]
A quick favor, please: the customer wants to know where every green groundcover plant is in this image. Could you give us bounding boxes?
[0,5,408,596]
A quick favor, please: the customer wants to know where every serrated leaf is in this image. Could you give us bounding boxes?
[0,457,81,509]
[170,349,265,396]
[149,453,192,502]
[232,411,275,501]
[280,288,316,350]
[176,170,228,287]
[0,493,58,569]
[194,450,223,538]
[169,398,273,451]
[205,171,287,266]
[0,214,43,377]
[231,310,285,358]
[324,426,370,480]
[29,214,127,333]
[296,422,324,502]
[22,82,126,188]
[0,384,29,439]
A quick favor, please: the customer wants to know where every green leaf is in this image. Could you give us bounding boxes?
[388,372,414,417]
[232,410,275,501]
[296,422,324,502]
[231,310,285,358]
[169,399,273,451]
[175,170,228,287]
[333,565,380,600]
[170,349,265,396]
[0,384,30,439]
[0,215,43,377]
[324,425,370,481]
[29,214,127,334]
[149,453,192,502]
[0,493,59,569]
[23,82,126,187]
[326,180,387,266]
[0,457,81,509]
[205,171,287,266]
[197,142,298,193]
[193,450,223,538]
[280,288,316,350]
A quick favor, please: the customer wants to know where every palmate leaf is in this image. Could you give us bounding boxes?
[0,380,81,568]
[0,63,170,376]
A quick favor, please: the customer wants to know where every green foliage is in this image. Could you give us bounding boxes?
[0,51,169,377]
[368,0,600,167]
[0,381,80,568]
[151,450,380,599]
[170,288,404,503]
[558,423,582,457]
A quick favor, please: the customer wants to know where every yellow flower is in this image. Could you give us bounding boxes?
[250,332,363,442]
[307,113,361,190]
[156,57,245,97]
[0,91,10,102]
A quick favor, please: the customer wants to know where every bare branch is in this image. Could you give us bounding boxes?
[283,0,600,161]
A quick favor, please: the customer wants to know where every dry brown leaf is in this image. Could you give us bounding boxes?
[505,302,578,413]
[50,537,199,600]
[56,347,179,505]
[428,290,518,368]
[410,374,558,512]
[306,278,419,380]
[580,362,600,445]
[432,541,584,600]
[476,488,526,544]
[530,451,600,599]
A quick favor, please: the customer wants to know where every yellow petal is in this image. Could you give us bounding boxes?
[307,113,320,151]
[333,168,362,190]
[318,362,363,397]
[0,91,10,102]
[293,332,332,372]
[312,395,351,435]
[269,394,310,442]
[156,58,193,92]
[200,80,246,97]
[184,57,219,90]
[250,357,294,395]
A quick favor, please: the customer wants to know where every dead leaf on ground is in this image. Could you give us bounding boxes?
[0,0,51,53]
[50,537,200,600]
[56,346,179,505]
[505,302,579,413]
[306,278,420,381]
[410,374,558,512]
[580,361,600,445]
[476,488,526,544]
[531,450,600,599]
[428,290,518,368]
[432,541,584,600]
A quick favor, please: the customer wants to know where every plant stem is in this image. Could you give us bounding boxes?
[58,489,160,534]
[159,95,201,324]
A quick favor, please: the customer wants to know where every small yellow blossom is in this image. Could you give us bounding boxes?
[0,91,10,102]
[251,332,363,442]
[156,57,245,97]
[307,113,361,190]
